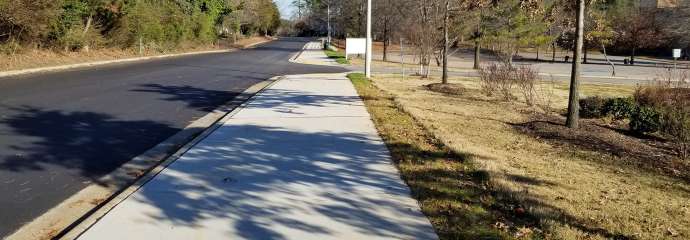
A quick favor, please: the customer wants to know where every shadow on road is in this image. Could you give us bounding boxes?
[132,84,242,112]
[0,106,179,180]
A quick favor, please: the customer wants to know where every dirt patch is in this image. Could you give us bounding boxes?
[232,36,274,48]
[513,116,689,182]
[425,83,465,96]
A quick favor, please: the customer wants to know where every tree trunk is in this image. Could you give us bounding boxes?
[536,47,540,61]
[383,19,389,62]
[441,0,449,84]
[82,14,93,52]
[566,0,585,129]
[474,40,481,69]
[602,44,616,77]
[383,39,388,62]
[630,47,636,65]
[552,42,556,63]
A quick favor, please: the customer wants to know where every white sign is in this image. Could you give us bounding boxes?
[674,49,682,58]
[346,38,366,59]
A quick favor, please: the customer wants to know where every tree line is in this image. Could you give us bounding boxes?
[294,0,689,129]
[0,0,281,53]
[294,0,689,70]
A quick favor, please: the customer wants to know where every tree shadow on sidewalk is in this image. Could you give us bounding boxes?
[125,124,437,239]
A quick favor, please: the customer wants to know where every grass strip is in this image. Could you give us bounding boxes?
[347,73,539,240]
[324,49,350,64]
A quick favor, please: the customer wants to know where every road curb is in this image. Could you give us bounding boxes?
[6,76,282,240]
[0,39,275,79]
[289,42,310,63]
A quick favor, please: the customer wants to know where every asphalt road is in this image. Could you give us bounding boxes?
[0,38,346,237]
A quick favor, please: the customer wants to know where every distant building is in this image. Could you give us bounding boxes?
[640,0,686,8]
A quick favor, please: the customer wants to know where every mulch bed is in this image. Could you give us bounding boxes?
[425,83,465,96]
[512,116,689,182]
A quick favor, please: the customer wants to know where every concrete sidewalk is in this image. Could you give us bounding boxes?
[75,44,437,239]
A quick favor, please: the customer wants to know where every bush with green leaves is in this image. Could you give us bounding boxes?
[603,97,636,120]
[1,0,281,52]
[579,96,608,118]
[630,106,661,135]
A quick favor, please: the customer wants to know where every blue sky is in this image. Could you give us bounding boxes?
[275,0,296,19]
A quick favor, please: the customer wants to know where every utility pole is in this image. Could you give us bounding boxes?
[442,0,450,84]
[401,38,405,81]
[566,0,585,129]
[327,1,331,45]
[365,0,372,78]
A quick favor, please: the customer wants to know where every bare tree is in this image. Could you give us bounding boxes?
[612,8,665,65]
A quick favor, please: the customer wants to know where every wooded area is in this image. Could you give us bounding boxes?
[0,0,281,53]
[292,0,690,69]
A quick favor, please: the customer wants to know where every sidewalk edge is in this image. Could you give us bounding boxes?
[58,76,283,240]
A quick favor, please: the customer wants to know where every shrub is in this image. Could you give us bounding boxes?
[514,65,539,106]
[478,63,538,102]
[603,97,636,120]
[659,104,690,159]
[579,96,607,118]
[535,77,556,115]
[478,63,506,97]
[630,106,661,134]
[634,72,690,159]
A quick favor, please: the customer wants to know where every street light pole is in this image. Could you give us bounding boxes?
[365,0,372,78]
[327,2,331,45]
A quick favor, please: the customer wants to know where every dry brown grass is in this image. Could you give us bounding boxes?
[0,36,272,72]
[348,73,538,239]
[369,74,690,239]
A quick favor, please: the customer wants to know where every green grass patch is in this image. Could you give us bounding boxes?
[325,49,350,64]
[347,73,539,239]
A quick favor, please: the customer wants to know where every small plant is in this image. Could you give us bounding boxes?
[659,104,690,159]
[478,63,504,96]
[603,97,636,120]
[514,65,539,106]
[535,77,557,115]
[630,106,661,135]
[579,96,607,118]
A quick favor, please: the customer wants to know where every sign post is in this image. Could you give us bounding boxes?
[673,49,682,70]
[345,38,366,61]
[365,0,372,78]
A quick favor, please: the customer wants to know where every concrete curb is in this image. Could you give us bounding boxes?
[0,39,274,79]
[6,76,281,240]
[289,42,310,63]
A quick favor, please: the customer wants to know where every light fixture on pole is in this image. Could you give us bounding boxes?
[365,0,372,78]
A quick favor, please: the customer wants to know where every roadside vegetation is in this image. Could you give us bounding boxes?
[0,0,281,71]
[349,73,539,239]
[356,70,690,239]
[324,48,349,64]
